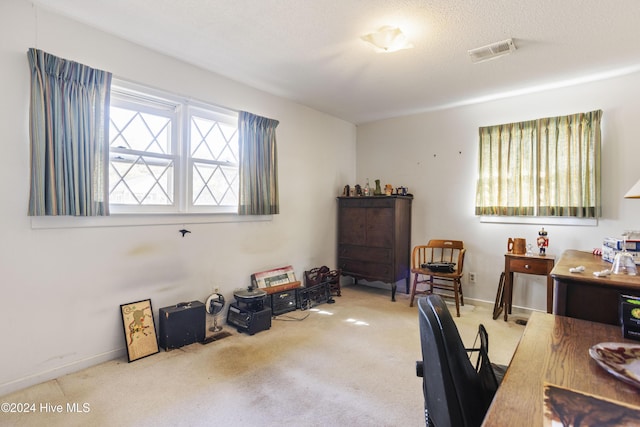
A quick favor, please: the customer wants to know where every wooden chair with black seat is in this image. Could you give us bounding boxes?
[409,240,466,317]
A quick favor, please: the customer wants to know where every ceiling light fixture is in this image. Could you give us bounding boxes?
[361,26,414,53]
[468,38,516,63]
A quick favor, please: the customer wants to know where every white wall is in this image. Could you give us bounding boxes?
[6,0,640,397]
[357,72,640,310]
[0,0,356,396]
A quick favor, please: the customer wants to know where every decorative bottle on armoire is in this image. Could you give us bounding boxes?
[374,179,382,195]
[363,178,370,196]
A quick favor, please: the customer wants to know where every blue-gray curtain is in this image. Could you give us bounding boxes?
[27,48,112,216]
[238,111,280,215]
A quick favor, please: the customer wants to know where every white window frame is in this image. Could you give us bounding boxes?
[186,103,240,214]
[108,79,239,215]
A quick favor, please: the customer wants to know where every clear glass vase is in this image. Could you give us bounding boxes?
[612,234,638,275]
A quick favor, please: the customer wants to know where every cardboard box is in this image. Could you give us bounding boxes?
[620,294,640,341]
[603,237,640,251]
[251,266,297,289]
[602,246,640,265]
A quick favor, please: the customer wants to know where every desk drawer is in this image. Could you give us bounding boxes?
[509,258,550,275]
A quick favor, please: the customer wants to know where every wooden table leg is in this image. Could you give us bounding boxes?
[546,274,553,313]
[504,255,512,321]
[504,272,513,321]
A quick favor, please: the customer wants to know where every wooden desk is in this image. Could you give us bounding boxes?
[503,253,555,321]
[551,250,640,325]
[482,312,640,426]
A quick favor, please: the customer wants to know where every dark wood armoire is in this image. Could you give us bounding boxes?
[337,196,412,301]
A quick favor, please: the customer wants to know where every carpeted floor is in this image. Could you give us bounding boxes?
[1,284,525,427]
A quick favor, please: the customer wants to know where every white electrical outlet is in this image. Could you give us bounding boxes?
[469,272,476,283]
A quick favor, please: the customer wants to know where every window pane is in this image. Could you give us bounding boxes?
[192,162,238,206]
[190,116,238,163]
[110,155,174,205]
[110,107,171,154]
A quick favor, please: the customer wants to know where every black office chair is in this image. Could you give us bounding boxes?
[468,324,507,402]
[416,295,501,427]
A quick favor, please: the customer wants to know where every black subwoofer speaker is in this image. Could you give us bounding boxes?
[270,290,298,315]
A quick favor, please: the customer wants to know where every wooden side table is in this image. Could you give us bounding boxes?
[503,253,555,321]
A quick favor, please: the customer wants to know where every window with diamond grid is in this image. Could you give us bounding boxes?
[108,81,239,214]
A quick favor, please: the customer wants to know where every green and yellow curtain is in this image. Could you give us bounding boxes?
[475,110,602,218]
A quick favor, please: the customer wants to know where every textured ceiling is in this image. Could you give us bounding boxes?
[32,0,640,124]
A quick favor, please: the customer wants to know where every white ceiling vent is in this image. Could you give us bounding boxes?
[468,38,516,63]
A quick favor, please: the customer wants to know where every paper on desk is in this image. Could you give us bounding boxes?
[543,383,640,426]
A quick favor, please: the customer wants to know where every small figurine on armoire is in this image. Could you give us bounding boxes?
[537,227,549,255]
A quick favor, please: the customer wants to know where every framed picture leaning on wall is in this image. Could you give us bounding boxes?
[120,299,159,362]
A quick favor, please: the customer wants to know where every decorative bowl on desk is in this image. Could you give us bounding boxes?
[589,342,640,388]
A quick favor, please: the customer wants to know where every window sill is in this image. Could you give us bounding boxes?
[30,213,271,230]
[479,216,597,226]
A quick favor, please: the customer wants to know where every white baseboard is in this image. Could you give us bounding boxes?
[465,297,539,317]
[0,348,125,397]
